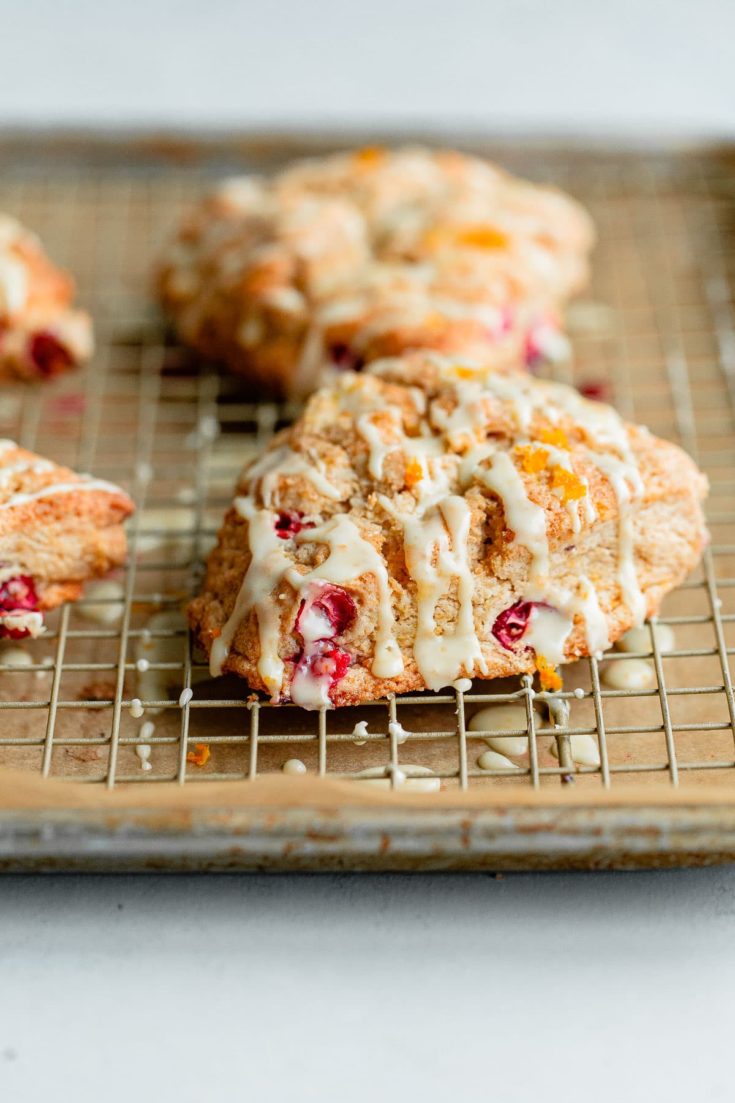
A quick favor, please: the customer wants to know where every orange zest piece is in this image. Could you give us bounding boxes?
[538,427,570,450]
[516,444,549,474]
[353,146,386,167]
[422,224,508,252]
[453,224,509,250]
[550,465,587,502]
[404,456,424,489]
[536,656,563,692]
[186,743,211,768]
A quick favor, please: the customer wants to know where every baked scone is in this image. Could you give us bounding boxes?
[0,440,133,638]
[189,353,708,709]
[159,147,594,398]
[0,214,93,382]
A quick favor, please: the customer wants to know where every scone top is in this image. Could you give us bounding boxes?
[159,147,594,397]
[191,352,708,709]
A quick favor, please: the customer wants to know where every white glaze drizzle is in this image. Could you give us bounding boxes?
[78,579,125,627]
[0,644,32,667]
[478,749,520,771]
[356,408,402,480]
[0,459,54,489]
[0,610,44,637]
[0,254,28,315]
[469,703,529,757]
[601,657,654,690]
[352,764,440,792]
[134,719,155,771]
[593,452,646,626]
[210,498,292,692]
[550,733,600,767]
[0,477,124,512]
[292,515,403,679]
[381,493,485,690]
[564,575,610,654]
[282,758,307,775]
[616,623,675,655]
[0,441,124,521]
[479,450,549,582]
[246,445,343,508]
[524,604,572,665]
[352,720,369,745]
[388,721,409,745]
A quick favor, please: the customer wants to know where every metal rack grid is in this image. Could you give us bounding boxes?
[1,139,735,798]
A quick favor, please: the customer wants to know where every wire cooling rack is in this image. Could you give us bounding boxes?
[1,136,735,801]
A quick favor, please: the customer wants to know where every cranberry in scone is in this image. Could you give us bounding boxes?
[0,214,93,382]
[0,440,133,637]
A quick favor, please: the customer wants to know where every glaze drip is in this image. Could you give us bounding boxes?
[205,355,660,703]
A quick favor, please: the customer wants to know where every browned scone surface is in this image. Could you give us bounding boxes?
[0,214,93,382]
[189,353,708,709]
[0,440,133,639]
[158,147,594,398]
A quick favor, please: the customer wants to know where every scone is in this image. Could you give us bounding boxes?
[189,352,708,709]
[0,214,93,382]
[0,440,133,638]
[159,147,594,398]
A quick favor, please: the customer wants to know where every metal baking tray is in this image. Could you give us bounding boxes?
[1,133,734,871]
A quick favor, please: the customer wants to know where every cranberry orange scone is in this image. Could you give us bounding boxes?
[190,353,708,708]
[0,214,93,382]
[159,147,593,398]
[0,440,133,638]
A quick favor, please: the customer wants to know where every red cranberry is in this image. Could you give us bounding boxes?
[328,342,365,372]
[577,379,612,403]
[309,643,352,682]
[289,584,356,703]
[274,510,314,540]
[28,332,74,378]
[0,571,40,639]
[492,601,534,650]
[295,583,357,640]
[290,640,352,693]
[492,599,557,652]
[0,573,39,614]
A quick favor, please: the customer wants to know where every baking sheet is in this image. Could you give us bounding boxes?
[1,135,734,868]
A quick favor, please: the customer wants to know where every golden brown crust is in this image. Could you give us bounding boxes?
[158,147,594,398]
[189,353,708,707]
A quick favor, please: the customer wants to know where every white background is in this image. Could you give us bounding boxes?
[0,0,733,136]
[1,2,735,1101]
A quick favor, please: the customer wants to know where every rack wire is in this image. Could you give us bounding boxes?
[1,138,735,797]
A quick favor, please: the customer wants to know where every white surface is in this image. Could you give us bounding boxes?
[1,870,734,1101]
[0,0,733,135]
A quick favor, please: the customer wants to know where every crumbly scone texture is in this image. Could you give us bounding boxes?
[158,147,594,398]
[0,439,133,637]
[189,352,708,708]
[0,214,94,382]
